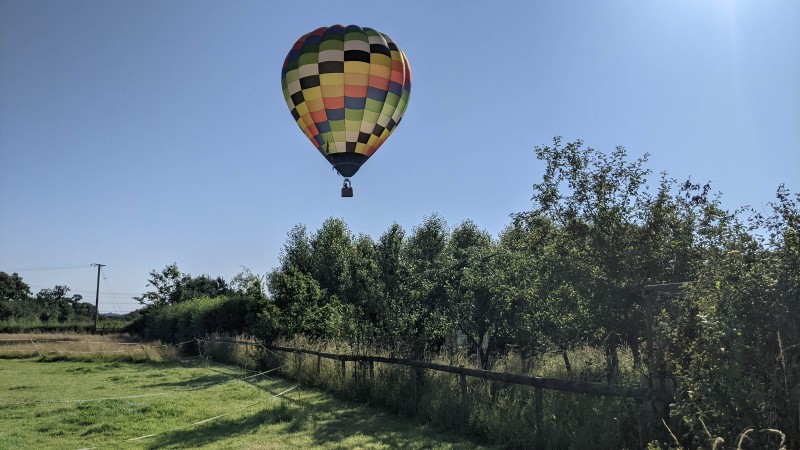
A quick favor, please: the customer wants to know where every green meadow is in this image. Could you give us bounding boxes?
[0,357,491,449]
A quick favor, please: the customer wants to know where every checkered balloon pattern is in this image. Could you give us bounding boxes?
[281,25,412,178]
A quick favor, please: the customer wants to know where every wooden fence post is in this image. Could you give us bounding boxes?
[535,387,544,446]
[459,367,468,421]
[317,353,321,378]
[295,351,301,385]
[411,366,418,415]
[340,357,346,378]
[369,360,374,382]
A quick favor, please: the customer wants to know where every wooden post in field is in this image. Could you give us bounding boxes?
[197,339,206,366]
[340,357,346,378]
[411,366,419,416]
[535,387,544,446]
[295,350,301,385]
[369,360,374,382]
[317,353,321,377]
[459,367,468,420]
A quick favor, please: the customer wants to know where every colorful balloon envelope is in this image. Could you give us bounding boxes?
[281,25,412,196]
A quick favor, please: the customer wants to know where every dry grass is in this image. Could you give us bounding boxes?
[0,333,180,362]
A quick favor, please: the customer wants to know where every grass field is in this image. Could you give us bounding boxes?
[0,352,491,449]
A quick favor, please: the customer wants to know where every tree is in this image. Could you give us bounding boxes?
[0,272,34,321]
[230,267,268,302]
[510,137,717,377]
[402,214,452,357]
[0,272,31,302]
[277,225,312,274]
[446,220,511,369]
[308,218,353,300]
[135,263,183,306]
[33,285,85,322]
[267,266,352,340]
[344,234,385,348]
[373,223,413,351]
[135,263,232,306]
[666,185,800,448]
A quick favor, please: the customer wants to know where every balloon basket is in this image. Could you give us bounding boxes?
[341,178,353,197]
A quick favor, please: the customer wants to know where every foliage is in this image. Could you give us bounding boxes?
[131,294,273,344]
[134,263,233,306]
[661,185,800,448]
[0,274,98,325]
[114,137,800,448]
[0,272,31,302]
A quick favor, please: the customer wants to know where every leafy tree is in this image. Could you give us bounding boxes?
[230,267,268,302]
[308,218,353,299]
[277,225,313,274]
[0,272,31,302]
[135,263,183,306]
[344,234,386,349]
[666,185,800,448]
[511,137,715,377]
[135,263,232,306]
[372,223,413,351]
[33,285,85,322]
[267,266,352,339]
[446,220,511,369]
[402,214,452,357]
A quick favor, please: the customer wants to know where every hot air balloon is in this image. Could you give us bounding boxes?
[281,25,412,197]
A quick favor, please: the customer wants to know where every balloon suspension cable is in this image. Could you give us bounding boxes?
[341,178,353,197]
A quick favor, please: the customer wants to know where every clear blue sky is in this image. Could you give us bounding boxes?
[1,1,798,313]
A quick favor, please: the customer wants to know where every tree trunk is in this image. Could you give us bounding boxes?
[628,334,642,370]
[477,345,489,370]
[561,350,572,374]
[606,333,620,383]
[478,333,491,370]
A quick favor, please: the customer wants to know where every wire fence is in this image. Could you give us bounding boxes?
[195,337,676,447]
[1,336,677,447]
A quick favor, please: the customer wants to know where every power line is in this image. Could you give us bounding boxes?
[102,268,121,314]
[26,286,141,297]
[1,264,92,272]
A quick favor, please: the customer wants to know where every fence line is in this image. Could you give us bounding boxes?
[2,336,674,404]
[198,338,673,403]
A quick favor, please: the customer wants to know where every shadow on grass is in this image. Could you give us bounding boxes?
[305,396,486,449]
[145,407,279,449]
[240,376,487,449]
[146,394,482,450]
[143,372,237,390]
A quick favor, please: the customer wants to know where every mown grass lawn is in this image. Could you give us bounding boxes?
[0,357,491,449]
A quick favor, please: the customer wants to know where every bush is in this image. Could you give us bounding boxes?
[130,294,276,343]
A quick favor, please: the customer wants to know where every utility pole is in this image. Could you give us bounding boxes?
[92,263,106,332]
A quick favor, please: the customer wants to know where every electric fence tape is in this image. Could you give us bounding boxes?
[0,364,286,407]
[76,385,298,450]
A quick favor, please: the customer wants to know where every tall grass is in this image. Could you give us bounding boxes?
[0,332,179,363]
[250,337,656,449]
